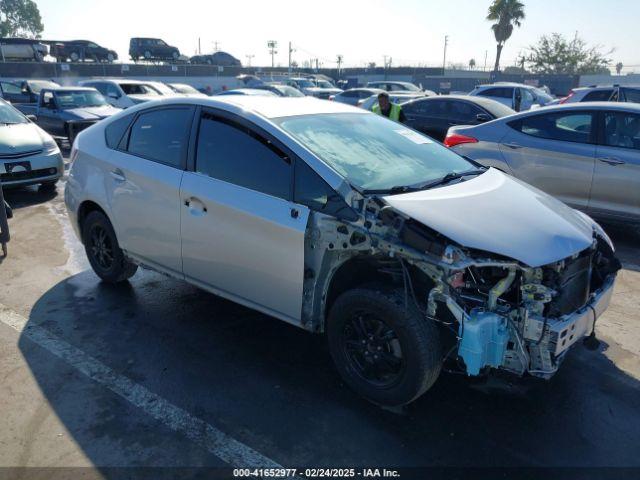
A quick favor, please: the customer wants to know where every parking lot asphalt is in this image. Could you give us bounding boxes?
[1,155,640,477]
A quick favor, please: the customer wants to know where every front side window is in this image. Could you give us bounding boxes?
[127,107,192,167]
[1,82,22,95]
[513,112,593,143]
[603,112,640,150]
[196,113,291,199]
[404,99,448,117]
[276,113,474,191]
[0,100,28,124]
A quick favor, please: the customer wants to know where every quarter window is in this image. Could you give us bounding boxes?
[603,112,640,150]
[294,160,356,219]
[512,112,593,143]
[196,113,291,199]
[127,107,192,167]
[105,114,134,149]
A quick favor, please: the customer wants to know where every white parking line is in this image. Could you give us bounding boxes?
[0,303,287,470]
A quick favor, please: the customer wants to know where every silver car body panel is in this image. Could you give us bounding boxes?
[382,168,594,267]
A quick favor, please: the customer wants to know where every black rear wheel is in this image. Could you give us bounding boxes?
[328,285,442,406]
[82,211,137,283]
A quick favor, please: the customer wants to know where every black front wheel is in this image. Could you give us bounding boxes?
[82,211,137,283]
[327,285,442,406]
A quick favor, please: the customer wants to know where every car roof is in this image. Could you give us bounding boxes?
[129,96,366,119]
[82,78,148,85]
[506,101,640,117]
[48,86,97,92]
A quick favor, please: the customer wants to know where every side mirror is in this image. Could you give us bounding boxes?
[26,114,37,122]
[476,113,491,123]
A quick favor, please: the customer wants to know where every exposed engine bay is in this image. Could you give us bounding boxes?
[301,193,621,380]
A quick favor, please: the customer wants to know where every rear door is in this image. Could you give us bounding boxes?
[499,110,597,209]
[403,99,450,140]
[107,105,194,275]
[180,108,309,323]
[590,110,640,222]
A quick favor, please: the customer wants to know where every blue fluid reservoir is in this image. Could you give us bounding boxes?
[458,310,509,376]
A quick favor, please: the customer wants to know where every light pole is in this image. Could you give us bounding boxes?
[288,42,295,76]
[442,35,449,72]
[245,54,254,67]
[267,40,278,69]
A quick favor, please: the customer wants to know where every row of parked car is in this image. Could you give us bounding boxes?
[0,36,242,65]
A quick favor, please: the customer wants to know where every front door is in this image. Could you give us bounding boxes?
[180,109,309,323]
[589,110,640,222]
[107,106,194,275]
[499,110,596,209]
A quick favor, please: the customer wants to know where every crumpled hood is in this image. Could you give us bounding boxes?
[382,168,595,267]
[0,123,43,154]
[64,105,121,120]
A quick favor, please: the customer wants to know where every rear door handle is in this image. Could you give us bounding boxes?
[598,157,625,165]
[110,168,126,182]
[502,142,523,149]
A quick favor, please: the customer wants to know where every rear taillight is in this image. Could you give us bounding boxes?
[444,133,478,148]
[559,91,575,104]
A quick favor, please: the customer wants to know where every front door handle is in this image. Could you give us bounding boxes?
[598,157,625,166]
[502,142,523,149]
[110,168,126,182]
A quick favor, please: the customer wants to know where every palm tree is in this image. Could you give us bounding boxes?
[616,62,623,75]
[487,0,525,73]
[469,58,476,70]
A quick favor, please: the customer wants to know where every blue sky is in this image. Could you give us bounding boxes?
[36,0,640,70]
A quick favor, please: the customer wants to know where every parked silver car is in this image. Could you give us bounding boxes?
[469,83,554,111]
[446,102,640,226]
[0,99,63,189]
[65,96,619,406]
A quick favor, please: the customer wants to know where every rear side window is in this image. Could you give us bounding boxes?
[105,114,134,149]
[583,90,614,102]
[195,112,291,199]
[477,87,512,99]
[449,101,484,122]
[621,88,640,104]
[511,112,594,144]
[127,107,193,167]
[603,112,640,150]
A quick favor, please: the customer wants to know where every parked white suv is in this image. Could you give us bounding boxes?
[65,96,619,406]
[559,85,640,104]
[469,83,554,111]
[79,79,163,108]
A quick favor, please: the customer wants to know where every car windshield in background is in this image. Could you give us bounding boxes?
[0,100,27,124]
[315,80,334,89]
[171,84,199,94]
[481,99,516,118]
[533,88,553,103]
[275,112,475,191]
[29,80,60,94]
[400,83,421,91]
[276,86,304,97]
[145,83,174,95]
[120,83,161,96]
[295,79,314,88]
[56,91,108,109]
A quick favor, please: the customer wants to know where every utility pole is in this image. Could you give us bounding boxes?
[245,54,254,67]
[442,35,449,72]
[336,54,343,77]
[267,40,278,68]
[288,42,295,76]
[198,37,201,55]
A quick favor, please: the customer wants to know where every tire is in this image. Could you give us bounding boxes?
[82,211,137,283]
[327,285,442,406]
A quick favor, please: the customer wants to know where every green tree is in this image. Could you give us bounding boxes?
[468,58,476,70]
[0,0,44,38]
[486,0,525,72]
[526,33,612,75]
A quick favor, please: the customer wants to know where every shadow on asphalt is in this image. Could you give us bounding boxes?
[17,268,640,474]
[601,222,640,272]
[2,184,60,210]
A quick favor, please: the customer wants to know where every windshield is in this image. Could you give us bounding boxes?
[316,80,334,89]
[398,83,421,92]
[278,86,304,97]
[171,84,199,94]
[533,88,553,104]
[55,90,108,108]
[276,113,475,191]
[145,82,174,95]
[0,100,27,124]
[293,79,314,88]
[29,80,60,94]
[120,83,161,96]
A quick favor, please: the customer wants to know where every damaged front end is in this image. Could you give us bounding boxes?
[303,191,621,381]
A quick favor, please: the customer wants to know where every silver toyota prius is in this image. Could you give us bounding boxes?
[65,96,620,406]
[446,102,640,227]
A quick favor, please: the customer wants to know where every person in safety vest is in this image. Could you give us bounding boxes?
[372,92,406,123]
